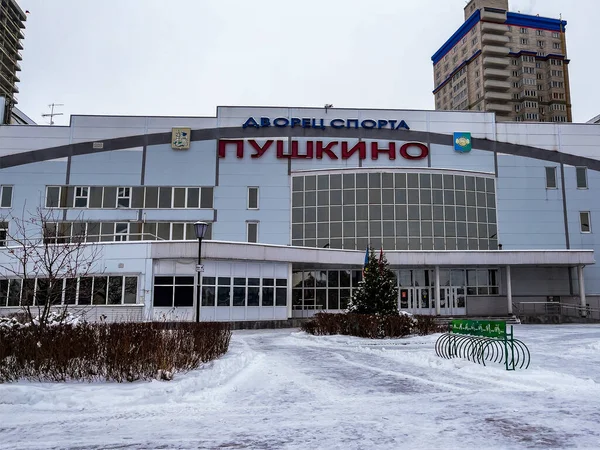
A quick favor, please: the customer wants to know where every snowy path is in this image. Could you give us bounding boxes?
[1,325,600,449]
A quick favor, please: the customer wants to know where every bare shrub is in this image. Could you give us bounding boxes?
[0,322,231,383]
[301,313,442,339]
[413,315,446,336]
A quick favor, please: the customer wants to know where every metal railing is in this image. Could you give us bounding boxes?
[516,302,600,321]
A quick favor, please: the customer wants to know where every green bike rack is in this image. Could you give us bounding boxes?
[435,320,530,371]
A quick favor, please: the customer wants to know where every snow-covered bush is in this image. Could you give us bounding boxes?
[301,312,445,339]
[0,322,231,383]
[0,311,83,330]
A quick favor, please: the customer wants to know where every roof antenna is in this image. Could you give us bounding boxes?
[42,103,64,125]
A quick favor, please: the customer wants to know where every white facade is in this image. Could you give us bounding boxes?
[0,106,599,321]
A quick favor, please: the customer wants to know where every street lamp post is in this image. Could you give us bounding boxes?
[194,221,209,323]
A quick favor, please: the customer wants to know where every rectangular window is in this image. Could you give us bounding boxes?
[0,186,13,208]
[545,167,557,189]
[159,187,172,208]
[0,221,7,247]
[74,187,89,208]
[576,167,588,189]
[200,187,213,209]
[552,32,560,38]
[580,212,591,233]
[46,186,62,208]
[553,42,561,49]
[117,187,131,208]
[247,222,258,243]
[537,40,544,48]
[114,223,129,241]
[153,276,194,307]
[247,187,259,209]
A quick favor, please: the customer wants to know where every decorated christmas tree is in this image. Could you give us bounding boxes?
[347,247,399,316]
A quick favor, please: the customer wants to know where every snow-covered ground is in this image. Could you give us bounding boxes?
[1,325,600,449]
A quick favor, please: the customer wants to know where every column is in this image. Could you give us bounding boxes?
[578,265,587,309]
[435,266,441,316]
[506,266,513,315]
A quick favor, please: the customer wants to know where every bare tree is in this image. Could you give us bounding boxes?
[0,205,103,326]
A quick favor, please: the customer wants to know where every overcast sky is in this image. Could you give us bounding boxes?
[14,0,600,125]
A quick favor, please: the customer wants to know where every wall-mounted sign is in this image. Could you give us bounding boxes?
[218,140,428,161]
[454,132,472,153]
[171,127,191,150]
[242,117,410,131]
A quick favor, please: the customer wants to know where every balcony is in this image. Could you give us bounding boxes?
[487,103,512,114]
[483,56,510,68]
[481,8,507,23]
[482,34,510,45]
[482,45,510,56]
[484,79,511,91]
[483,67,510,79]
[16,51,22,60]
[481,22,510,34]
[485,91,512,102]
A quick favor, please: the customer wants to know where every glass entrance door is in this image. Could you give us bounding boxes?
[440,287,466,316]
[404,287,435,316]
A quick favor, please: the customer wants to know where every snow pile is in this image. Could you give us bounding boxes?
[0,311,84,329]
[0,316,22,330]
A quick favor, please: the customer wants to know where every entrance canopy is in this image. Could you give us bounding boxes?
[152,241,594,268]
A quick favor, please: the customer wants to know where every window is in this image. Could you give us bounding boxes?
[520,38,529,45]
[247,187,259,209]
[153,276,194,307]
[0,222,7,247]
[292,173,497,251]
[0,186,12,208]
[576,167,588,189]
[537,40,544,48]
[46,186,62,208]
[552,32,560,38]
[524,67,535,74]
[551,70,563,77]
[580,212,591,233]
[536,30,544,36]
[545,167,557,189]
[466,269,500,295]
[553,42,561,49]
[520,27,528,34]
[512,59,519,66]
[73,187,89,208]
[0,275,137,306]
[114,223,129,241]
[117,187,131,208]
[45,185,213,209]
[247,222,258,243]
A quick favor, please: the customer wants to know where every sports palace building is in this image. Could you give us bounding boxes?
[0,106,598,322]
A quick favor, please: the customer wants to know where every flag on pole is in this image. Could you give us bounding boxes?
[362,246,369,276]
[379,247,384,273]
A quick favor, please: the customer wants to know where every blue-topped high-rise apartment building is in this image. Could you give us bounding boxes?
[432,0,571,123]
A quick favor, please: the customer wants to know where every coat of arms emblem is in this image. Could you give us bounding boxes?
[171,128,191,150]
[453,132,472,153]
